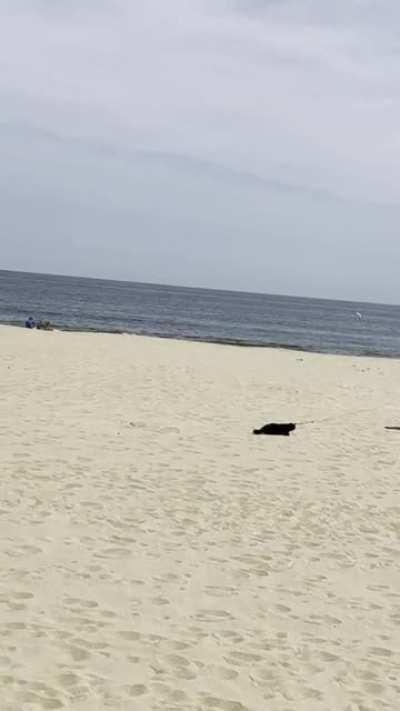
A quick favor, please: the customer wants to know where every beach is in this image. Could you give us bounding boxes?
[1,324,400,710]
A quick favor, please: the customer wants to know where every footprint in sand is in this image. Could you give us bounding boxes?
[127,684,148,697]
[22,690,64,710]
[69,646,90,662]
[200,695,249,711]
[58,673,81,689]
[368,647,393,658]
[13,592,34,601]
[194,609,234,623]
[118,630,141,641]
[213,666,239,681]
[64,598,98,609]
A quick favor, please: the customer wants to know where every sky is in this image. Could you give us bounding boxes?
[1,0,400,302]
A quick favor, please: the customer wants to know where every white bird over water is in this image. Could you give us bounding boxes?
[356,312,362,320]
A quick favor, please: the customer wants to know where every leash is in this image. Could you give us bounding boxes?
[296,406,382,428]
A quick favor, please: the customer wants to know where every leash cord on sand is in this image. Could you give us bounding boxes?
[296,406,382,427]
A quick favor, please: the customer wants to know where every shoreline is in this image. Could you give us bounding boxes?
[1,320,397,360]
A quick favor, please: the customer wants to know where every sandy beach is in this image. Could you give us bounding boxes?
[1,324,400,710]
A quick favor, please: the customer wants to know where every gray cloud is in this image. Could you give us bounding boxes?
[1,0,400,300]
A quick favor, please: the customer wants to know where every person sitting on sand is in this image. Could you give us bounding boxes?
[36,320,53,331]
[25,317,35,329]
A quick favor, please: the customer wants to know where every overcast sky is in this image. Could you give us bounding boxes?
[1,1,400,301]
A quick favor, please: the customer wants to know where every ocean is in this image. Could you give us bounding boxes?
[1,269,399,357]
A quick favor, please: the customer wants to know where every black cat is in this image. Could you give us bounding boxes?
[253,423,296,436]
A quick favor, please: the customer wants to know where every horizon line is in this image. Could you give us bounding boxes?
[1,266,398,309]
